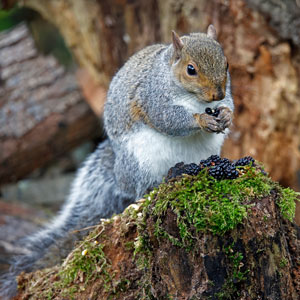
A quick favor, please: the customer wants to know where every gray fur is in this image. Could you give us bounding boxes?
[0,29,234,299]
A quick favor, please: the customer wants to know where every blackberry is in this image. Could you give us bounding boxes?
[205,107,220,117]
[212,108,220,117]
[182,163,201,176]
[167,155,256,182]
[205,107,213,115]
[203,156,240,180]
[200,155,222,167]
[234,156,255,167]
[224,165,239,179]
[209,165,224,180]
[218,158,231,170]
[209,155,222,163]
[200,160,212,168]
[166,162,202,180]
[208,163,239,180]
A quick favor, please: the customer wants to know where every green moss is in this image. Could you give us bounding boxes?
[60,240,112,287]
[37,227,114,299]
[225,245,248,279]
[279,257,288,268]
[124,241,135,251]
[0,7,31,31]
[142,166,274,250]
[46,289,53,300]
[277,187,299,221]
[208,242,248,300]
[140,164,299,252]
[134,234,151,270]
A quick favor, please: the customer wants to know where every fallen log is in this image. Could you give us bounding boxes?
[0,24,101,185]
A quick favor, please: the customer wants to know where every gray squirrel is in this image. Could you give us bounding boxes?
[0,25,234,299]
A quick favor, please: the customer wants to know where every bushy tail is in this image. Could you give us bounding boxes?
[0,139,134,299]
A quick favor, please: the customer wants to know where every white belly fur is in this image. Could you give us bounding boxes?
[126,127,226,182]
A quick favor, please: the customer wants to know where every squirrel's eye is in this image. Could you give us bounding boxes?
[187,64,197,76]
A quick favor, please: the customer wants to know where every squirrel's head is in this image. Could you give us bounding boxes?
[170,25,228,102]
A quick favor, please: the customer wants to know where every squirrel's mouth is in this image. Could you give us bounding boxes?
[196,94,215,103]
[196,93,225,103]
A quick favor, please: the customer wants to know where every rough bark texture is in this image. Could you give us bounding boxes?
[146,200,300,299]
[0,24,100,184]
[16,0,300,191]
[14,180,300,299]
[245,0,300,46]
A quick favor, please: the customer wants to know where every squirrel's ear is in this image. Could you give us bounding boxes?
[207,24,217,40]
[172,30,184,56]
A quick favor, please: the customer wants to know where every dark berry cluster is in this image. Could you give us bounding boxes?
[234,156,255,167]
[183,163,202,176]
[205,107,220,117]
[202,156,239,180]
[166,155,256,181]
[209,163,239,180]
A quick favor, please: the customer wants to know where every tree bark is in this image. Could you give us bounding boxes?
[0,24,101,185]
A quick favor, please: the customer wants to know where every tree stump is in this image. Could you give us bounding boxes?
[14,165,300,299]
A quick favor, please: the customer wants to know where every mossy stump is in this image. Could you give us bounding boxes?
[15,166,300,299]
[143,194,299,299]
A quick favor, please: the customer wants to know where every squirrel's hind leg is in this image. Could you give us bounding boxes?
[114,149,157,200]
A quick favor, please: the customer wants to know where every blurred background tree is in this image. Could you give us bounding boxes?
[0,1,299,270]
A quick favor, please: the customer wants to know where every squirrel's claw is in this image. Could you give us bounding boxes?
[195,113,224,133]
[216,106,233,130]
[204,119,223,133]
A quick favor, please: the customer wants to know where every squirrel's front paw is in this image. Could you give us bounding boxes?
[194,113,224,133]
[194,106,233,133]
[215,106,233,130]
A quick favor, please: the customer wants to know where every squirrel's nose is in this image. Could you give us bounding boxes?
[212,87,225,101]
